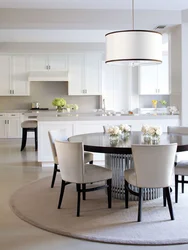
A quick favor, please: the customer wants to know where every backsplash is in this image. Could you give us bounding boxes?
[139,95,170,108]
[0,81,100,111]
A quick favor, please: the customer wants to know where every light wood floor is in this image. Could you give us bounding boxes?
[0,139,187,250]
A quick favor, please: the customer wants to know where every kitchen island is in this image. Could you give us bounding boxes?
[32,112,180,166]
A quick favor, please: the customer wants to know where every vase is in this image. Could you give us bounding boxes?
[151,135,160,144]
[109,134,119,146]
[121,132,130,140]
[56,106,62,112]
[152,103,157,109]
[143,134,151,144]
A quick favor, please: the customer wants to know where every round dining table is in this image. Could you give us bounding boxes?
[69,131,188,200]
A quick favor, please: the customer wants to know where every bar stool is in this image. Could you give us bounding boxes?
[20,120,38,151]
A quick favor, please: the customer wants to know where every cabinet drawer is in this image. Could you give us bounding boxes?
[0,113,6,117]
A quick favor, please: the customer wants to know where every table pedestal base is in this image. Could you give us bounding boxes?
[105,154,162,200]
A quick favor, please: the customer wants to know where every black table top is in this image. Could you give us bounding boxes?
[68,132,188,154]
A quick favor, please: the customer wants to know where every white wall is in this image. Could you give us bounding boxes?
[181,23,188,126]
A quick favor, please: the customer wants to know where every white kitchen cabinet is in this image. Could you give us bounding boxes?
[0,114,7,138]
[102,62,129,111]
[68,53,102,95]
[139,54,169,95]
[0,55,29,96]
[68,54,84,95]
[0,56,11,95]
[84,53,102,95]
[0,113,21,138]
[29,54,67,71]
[11,56,30,96]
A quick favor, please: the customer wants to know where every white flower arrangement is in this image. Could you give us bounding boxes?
[148,126,162,137]
[107,126,121,136]
[141,124,162,137]
[119,124,131,133]
[167,106,177,114]
[141,124,150,135]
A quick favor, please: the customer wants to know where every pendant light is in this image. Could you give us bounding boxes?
[105,0,162,65]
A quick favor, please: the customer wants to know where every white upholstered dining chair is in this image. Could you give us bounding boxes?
[167,126,188,203]
[48,130,93,188]
[55,140,112,217]
[124,144,177,222]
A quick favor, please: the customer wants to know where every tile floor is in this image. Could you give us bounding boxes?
[0,139,188,250]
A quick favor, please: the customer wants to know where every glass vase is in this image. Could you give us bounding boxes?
[143,134,151,144]
[151,135,160,144]
[121,132,130,140]
[56,106,62,112]
[109,134,119,146]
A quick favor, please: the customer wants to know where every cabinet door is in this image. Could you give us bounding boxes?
[157,55,169,94]
[11,56,30,96]
[0,56,11,95]
[0,118,7,138]
[68,54,84,95]
[29,55,48,71]
[84,53,102,95]
[48,55,67,71]
[102,62,114,110]
[113,66,129,111]
[139,65,158,95]
[7,118,21,138]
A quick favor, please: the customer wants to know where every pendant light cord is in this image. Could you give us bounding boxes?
[132,0,134,30]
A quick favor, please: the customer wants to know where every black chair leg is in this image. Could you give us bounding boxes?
[51,163,58,188]
[175,175,178,203]
[107,179,112,208]
[82,184,86,200]
[58,180,66,209]
[21,128,27,151]
[124,180,129,208]
[163,188,166,207]
[34,128,38,151]
[165,187,175,220]
[182,176,184,193]
[76,184,81,217]
[138,188,143,222]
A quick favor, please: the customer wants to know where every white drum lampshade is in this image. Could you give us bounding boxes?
[105,30,162,65]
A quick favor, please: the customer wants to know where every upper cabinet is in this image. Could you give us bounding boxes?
[102,62,130,111]
[0,56,11,95]
[29,54,68,71]
[0,55,29,96]
[68,53,102,95]
[11,56,30,96]
[139,54,170,95]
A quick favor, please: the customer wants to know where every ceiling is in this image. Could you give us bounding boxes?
[0,1,187,43]
[0,0,188,11]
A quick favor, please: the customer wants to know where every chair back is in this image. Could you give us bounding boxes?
[167,126,188,135]
[55,141,84,183]
[131,144,177,188]
[48,130,67,161]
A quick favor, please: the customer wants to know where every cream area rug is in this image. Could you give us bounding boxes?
[9,176,188,245]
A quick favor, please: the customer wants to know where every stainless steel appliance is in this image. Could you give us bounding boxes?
[31,102,40,109]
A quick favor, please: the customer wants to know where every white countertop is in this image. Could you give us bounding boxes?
[33,113,179,121]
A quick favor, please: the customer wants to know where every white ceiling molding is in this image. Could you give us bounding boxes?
[0,29,109,43]
[0,9,181,30]
[0,0,188,11]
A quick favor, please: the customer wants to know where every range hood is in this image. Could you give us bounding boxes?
[28,71,68,82]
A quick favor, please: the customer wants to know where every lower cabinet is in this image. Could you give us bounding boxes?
[0,113,21,138]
